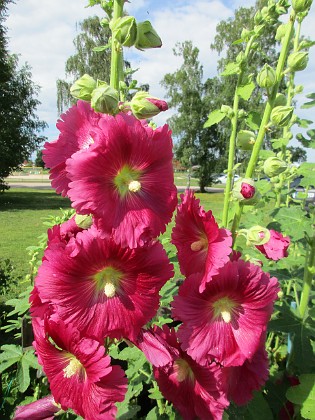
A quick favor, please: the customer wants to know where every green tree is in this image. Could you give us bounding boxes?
[35,149,45,168]
[0,0,47,191]
[56,16,112,113]
[161,41,224,192]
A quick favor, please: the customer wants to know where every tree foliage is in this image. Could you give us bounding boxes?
[161,41,224,192]
[56,16,112,113]
[0,0,46,191]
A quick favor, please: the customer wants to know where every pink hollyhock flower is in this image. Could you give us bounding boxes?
[35,229,173,341]
[152,326,229,420]
[240,182,256,199]
[171,190,232,291]
[66,113,177,248]
[223,335,269,405]
[33,318,127,420]
[14,395,60,420]
[172,259,279,367]
[43,100,103,196]
[256,229,290,261]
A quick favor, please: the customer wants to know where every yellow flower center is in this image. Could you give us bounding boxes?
[174,358,194,383]
[190,236,208,252]
[114,165,142,197]
[212,296,238,324]
[63,356,85,379]
[94,266,123,298]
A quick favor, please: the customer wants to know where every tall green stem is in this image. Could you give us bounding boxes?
[110,0,124,92]
[222,37,255,227]
[230,11,296,241]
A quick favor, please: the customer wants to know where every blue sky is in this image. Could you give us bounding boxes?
[6,0,315,161]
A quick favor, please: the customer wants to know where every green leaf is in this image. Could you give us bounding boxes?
[298,40,315,50]
[203,109,225,128]
[18,355,31,392]
[221,62,240,76]
[301,93,315,109]
[92,45,109,52]
[237,81,255,101]
[270,206,311,241]
[246,111,262,130]
[286,374,315,420]
[296,118,313,128]
[271,137,289,149]
[245,391,274,420]
[297,162,315,187]
[146,407,159,420]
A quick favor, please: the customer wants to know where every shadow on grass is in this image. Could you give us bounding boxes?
[0,189,71,212]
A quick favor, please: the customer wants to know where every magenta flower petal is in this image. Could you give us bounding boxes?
[14,395,59,420]
[172,259,279,367]
[256,229,290,261]
[66,113,177,248]
[35,229,173,341]
[43,101,103,196]
[33,318,127,420]
[152,326,228,420]
[172,190,232,290]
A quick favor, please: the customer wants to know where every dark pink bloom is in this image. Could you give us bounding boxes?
[14,395,60,420]
[223,336,269,405]
[43,101,103,196]
[152,326,229,420]
[256,230,290,261]
[66,113,177,248]
[33,318,127,420]
[35,229,173,341]
[171,190,232,291]
[172,259,279,367]
[240,182,256,199]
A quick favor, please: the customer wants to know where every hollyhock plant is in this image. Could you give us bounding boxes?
[35,229,173,341]
[151,326,229,420]
[43,100,103,196]
[66,112,177,248]
[256,229,290,261]
[33,318,127,420]
[14,395,61,420]
[172,259,279,367]
[171,190,232,291]
[223,335,269,405]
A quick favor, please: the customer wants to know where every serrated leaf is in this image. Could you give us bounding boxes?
[203,109,225,128]
[246,111,261,130]
[270,206,311,241]
[286,374,315,420]
[146,406,159,420]
[148,386,163,400]
[237,81,255,101]
[221,62,240,76]
[301,93,315,109]
[297,162,315,188]
[296,118,313,128]
[271,137,289,149]
[0,344,23,358]
[22,350,40,370]
[0,357,21,373]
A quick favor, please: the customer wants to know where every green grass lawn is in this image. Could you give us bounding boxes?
[0,188,224,280]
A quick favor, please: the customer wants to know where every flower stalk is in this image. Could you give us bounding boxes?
[110,0,125,93]
[299,233,315,319]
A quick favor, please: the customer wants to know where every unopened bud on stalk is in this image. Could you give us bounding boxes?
[287,51,309,72]
[246,226,271,246]
[110,16,137,47]
[236,130,256,151]
[70,74,97,101]
[270,106,294,127]
[91,82,119,114]
[256,64,277,88]
[129,91,168,120]
[275,23,289,41]
[135,21,162,50]
[220,104,234,119]
[232,178,260,204]
[263,157,288,178]
[254,10,263,24]
[292,0,312,13]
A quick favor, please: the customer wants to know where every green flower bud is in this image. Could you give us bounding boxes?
[232,178,260,205]
[236,130,256,151]
[263,157,288,177]
[91,82,119,114]
[135,21,162,50]
[254,11,263,24]
[274,93,287,107]
[275,23,289,41]
[246,226,271,246]
[220,105,234,119]
[129,91,168,120]
[75,214,93,230]
[70,74,97,101]
[287,51,309,72]
[270,106,294,127]
[295,84,303,94]
[110,16,137,47]
[292,0,312,13]
[241,28,251,41]
[256,64,277,88]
